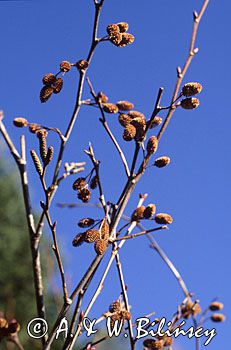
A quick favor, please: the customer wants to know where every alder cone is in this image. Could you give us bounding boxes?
[72,177,86,191]
[118,113,132,127]
[72,233,86,247]
[94,239,108,255]
[181,97,200,110]
[147,136,158,155]
[103,103,119,114]
[123,124,136,141]
[53,78,63,94]
[154,156,170,168]
[13,117,28,128]
[78,218,95,228]
[109,301,120,313]
[117,22,129,33]
[182,82,202,97]
[143,204,156,219]
[211,313,225,322]
[107,24,120,35]
[60,60,72,72]
[209,301,224,311]
[84,229,100,243]
[116,100,134,111]
[78,188,91,203]
[131,206,145,221]
[97,91,108,103]
[40,86,53,103]
[155,213,173,225]
[42,73,56,86]
[76,59,89,70]
[117,33,135,47]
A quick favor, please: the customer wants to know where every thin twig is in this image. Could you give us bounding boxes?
[0,117,47,344]
[114,225,167,241]
[157,0,209,140]
[86,77,130,178]
[42,203,69,304]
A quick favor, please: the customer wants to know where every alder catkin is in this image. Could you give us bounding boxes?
[13,118,28,128]
[30,150,43,176]
[45,146,54,165]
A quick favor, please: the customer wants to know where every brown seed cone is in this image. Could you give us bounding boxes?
[143,204,156,219]
[118,113,132,127]
[0,318,8,329]
[107,24,120,35]
[78,218,95,228]
[76,60,89,71]
[84,229,100,243]
[117,22,129,33]
[53,77,63,94]
[149,116,163,129]
[8,319,20,334]
[72,232,86,247]
[134,122,146,142]
[181,97,200,110]
[36,129,48,138]
[42,73,57,86]
[154,156,170,168]
[143,338,156,348]
[182,82,202,97]
[211,313,226,323]
[117,33,135,47]
[78,188,91,203]
[30,150,43,176]
[155,213,173,225]
[90,175,98,190]
[103,103,119,114]
[163,337,173,346]
[209,301,224,311]
[39,135,47,163]
[72,177,86,191]
[13,117,28,128]
[29,123,40,134]
[97,91,108,103]
[152,341,164,350]
[110,313,122,328]
[116,101,134,111]
[60,60,72,72]
[109,301,121,313]
[131,206,145,221]
[123,124,136,141]
[45,146,54,165]
[100,218,110,239]
[181,301,201,319]
[128,110,145,120]
[40,86,53,103]
[121,310,131,321]
[94,239,108,255]
[147,136,158,155]
[109,32,123,45]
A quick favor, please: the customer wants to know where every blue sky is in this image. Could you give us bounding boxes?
[0,0,229,349]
